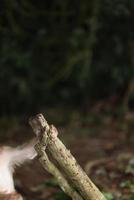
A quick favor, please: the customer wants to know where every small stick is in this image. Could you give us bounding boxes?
[29,114,106,200]
[35,143,83,200]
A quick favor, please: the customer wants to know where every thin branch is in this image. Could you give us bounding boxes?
[35,142,83,200]
[29,113,106,200]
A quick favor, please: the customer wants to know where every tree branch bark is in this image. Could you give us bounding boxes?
[35,143,83,200]
[29,113,106,200]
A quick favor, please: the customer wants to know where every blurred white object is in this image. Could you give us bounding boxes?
[0,139,37,199]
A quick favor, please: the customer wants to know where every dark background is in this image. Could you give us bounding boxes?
[0,0,134,116]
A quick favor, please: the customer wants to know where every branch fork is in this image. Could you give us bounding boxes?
[29,113,106,200]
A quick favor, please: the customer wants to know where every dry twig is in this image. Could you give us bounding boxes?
[29,113,106,200]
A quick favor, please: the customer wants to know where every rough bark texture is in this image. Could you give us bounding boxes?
[35,143,83,200]
[29,113,106,200]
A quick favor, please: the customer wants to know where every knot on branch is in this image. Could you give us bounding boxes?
[29,114,58,147]
[29,113,49,137]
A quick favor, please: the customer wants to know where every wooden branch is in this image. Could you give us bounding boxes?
[29,114,106,200]
[35,143,83,200]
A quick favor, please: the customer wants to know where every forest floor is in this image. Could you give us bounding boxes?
[0,109,134,200]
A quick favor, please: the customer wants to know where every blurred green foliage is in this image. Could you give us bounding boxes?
[0,0,134,115]
[54,192,70,200]
[103,192,115,200]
